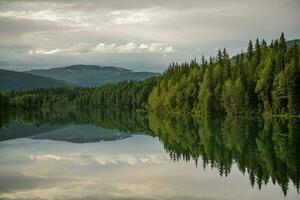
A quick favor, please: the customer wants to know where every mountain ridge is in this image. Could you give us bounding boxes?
[0,69,70,91]
[0,65,160,91]
[26,65,160,87]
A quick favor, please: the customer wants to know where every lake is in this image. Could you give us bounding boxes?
[0,108,299,200]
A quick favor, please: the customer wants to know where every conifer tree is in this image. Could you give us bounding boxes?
[247,40,254,61]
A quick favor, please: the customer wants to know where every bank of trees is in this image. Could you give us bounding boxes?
[0,92,10,110]
[6,87,94,109]
[1,77,158,110]
[148,33,300,116]
[91,77,157,108]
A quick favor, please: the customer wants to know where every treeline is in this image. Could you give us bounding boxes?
[1,33,299,117]
[91,77,157,108]
[149,33,300,116]
[0,77,157,110]
[0,87,94,109]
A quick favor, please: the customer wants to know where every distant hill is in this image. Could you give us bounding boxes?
[0,69,69,91]
[286,39,300,48]
[27,65,160,87]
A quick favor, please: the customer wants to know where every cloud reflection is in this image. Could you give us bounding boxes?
[28,153,168,165]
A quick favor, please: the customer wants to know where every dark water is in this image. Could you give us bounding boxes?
[0,108,299,200]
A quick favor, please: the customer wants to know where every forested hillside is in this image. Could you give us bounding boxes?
[1,34,299,117]
[149,33,300,116]
[0,69,69,91]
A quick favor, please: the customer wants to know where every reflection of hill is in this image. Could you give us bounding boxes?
[0,123,62,141]
[0,108,150,142]
[0,107,151,134]
[30,125,131,143]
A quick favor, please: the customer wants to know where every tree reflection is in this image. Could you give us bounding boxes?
[0,108,299,195]
[148,113,300,195]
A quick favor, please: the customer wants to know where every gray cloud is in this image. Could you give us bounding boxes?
[0,0,299,72]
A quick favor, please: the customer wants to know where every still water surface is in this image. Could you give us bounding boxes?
[0,108,299,200]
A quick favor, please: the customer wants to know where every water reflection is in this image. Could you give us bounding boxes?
[149,114,300,196]
[0,108,299,199]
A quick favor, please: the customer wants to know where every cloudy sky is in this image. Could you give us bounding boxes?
[0,0,299,72]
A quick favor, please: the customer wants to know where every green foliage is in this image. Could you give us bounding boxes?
[272,72,288,114]
[8,87,95,109]
[0,92,10,110]
[2,77,158,111]
[149,34,300,116]
[91,77,158,108]
[222,78,246,115]
[148,61,203,113]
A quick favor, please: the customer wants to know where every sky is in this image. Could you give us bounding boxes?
[0,0,299,72]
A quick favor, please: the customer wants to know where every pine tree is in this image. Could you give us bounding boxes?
[254,38,261,67]
[286,43,300,115]
[279,32,287,71]
[247,40,254,61]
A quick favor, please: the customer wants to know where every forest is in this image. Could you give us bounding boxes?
[0,77,157,110]
[1,33,299,117]
[149,33,300,117]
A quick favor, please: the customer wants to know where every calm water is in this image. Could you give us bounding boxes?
[0,108,299,200]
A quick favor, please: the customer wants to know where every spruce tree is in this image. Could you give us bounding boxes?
[247,40,254,61]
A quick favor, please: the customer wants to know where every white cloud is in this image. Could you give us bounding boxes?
[94,42,175,53]
[139,44,148,49]
[107,8,166,25]
[118,42,138,52]
[29,48,62,55]
[28,42,175,55]
[0,10,93,30]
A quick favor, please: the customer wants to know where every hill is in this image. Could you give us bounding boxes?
[286,39,300,48]
[27,65,160,87]
[0,69,69,91]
